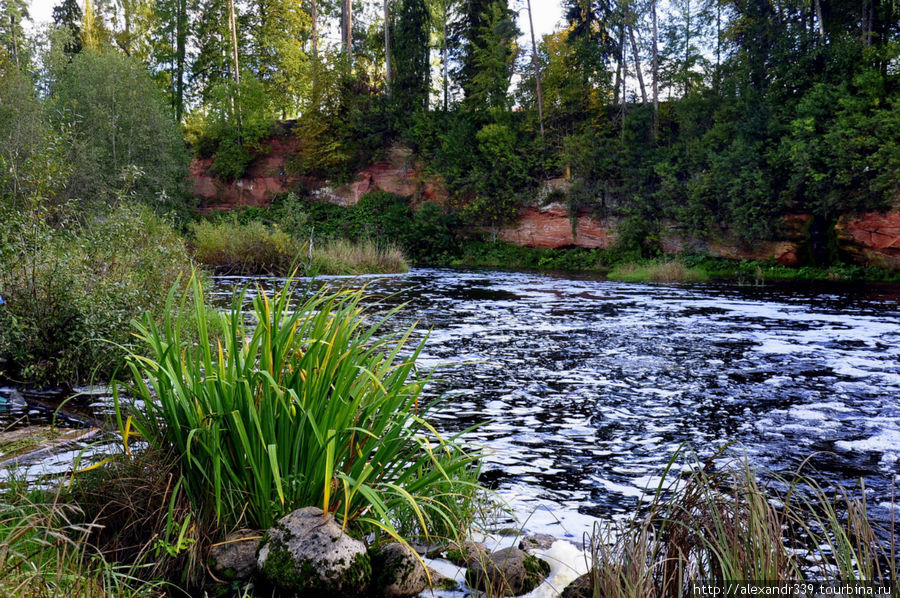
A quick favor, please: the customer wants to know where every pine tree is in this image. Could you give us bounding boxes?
[393,0,430,115]
[52,0,83,55]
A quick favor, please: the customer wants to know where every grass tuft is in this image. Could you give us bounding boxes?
[310,238,409,275]
[607,260,709,283]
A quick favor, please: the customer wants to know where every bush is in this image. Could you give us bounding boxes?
[190,219,305,275]
[121,276,480,538]
[0,203,196,387]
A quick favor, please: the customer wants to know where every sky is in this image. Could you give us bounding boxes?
[25,0,566,45]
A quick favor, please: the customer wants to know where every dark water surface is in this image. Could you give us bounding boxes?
[209,269,900,539]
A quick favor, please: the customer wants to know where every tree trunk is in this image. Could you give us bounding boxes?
[342,0,353,59]
[384,0,391,95]
[620,23,627,124]
[629,26,647,106]
[311,0,318,58]
[526,0,544,143]
[227,0,240,85]
[652,0,658,136]
[814,0,825,38]
[175,0,186,121]
[10,15,18,68]
[442,6,448,110]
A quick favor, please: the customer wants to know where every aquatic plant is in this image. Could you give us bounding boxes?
[189,218,305,275]
[577,450,897,597]
[119,273,480,540]
[606,260,709,283]
[309,238,409,275]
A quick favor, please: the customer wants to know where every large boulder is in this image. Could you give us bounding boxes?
[257,506,371,597]
[370,542,428,598]
[208,529,262,581]
[465,546,551,597]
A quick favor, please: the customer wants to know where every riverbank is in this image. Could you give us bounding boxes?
[449,241,900,283]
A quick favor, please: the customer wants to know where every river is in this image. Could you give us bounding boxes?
[3,267,899,547]
[210,268,900,544]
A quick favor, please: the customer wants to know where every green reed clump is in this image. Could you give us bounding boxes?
[607,260,709,283]
[190,218,305,275]
[309,238,409,275]
[118,273,480,540]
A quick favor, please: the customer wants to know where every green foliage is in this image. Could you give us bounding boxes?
[391,0,430,124]
[0,69,71,212]
[48,50,190,215]
[0,203,195,387]
[121,276,481,537]
[190,218,304,275]
[185,77,276,181]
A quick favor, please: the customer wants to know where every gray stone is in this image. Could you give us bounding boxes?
[208,529,262,581]
[465,546,551,597]
[518,534,557,552]
[426,567,459,592]
[444,540,489,566]
[257,506,371,597]
[371,542,427,598]
[560,571,594,598]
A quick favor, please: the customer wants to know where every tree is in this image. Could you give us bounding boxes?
[525,0,544,142]
[0,0,29,69]
[48,50,189,212]
[392,0,430,117]
[453,0,518,113]
[247,0,311,117]
[148,0,188,119]
[52,0,83,56]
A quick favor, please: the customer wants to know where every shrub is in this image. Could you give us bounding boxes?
[0,204,196,387]
[189,219,305,275]
[120,276,480,540]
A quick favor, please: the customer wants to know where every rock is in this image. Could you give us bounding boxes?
[465,546,551,597]
[208,529,262,581]
[371,542,427,598]
[426,567,459,592]
[518,534,557,552]
[499,206,618,250]
[257,506,371,597]
[560,571,594,598]
[444,540,489,566]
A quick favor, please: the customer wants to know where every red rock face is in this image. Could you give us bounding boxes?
[191,136,306,212]
[836,210,900,268]
[189,137,900,269]
[499,204,617,249]
[192,142,446,211]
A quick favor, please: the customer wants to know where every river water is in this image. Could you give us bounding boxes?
[209,268,900,545]
[3,267,899,548]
